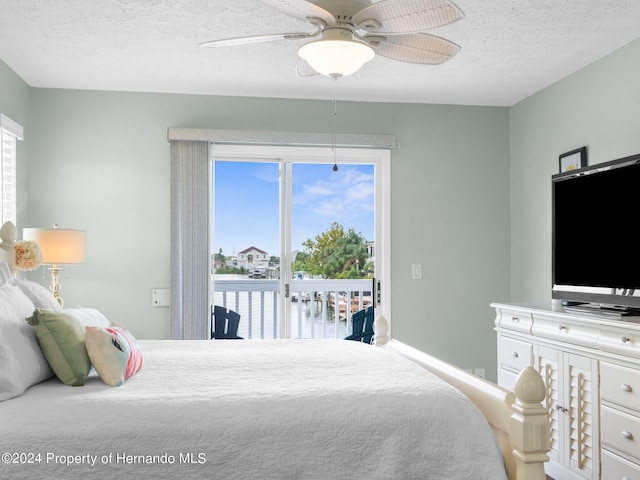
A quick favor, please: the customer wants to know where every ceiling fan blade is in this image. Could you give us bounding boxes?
[373,33,460,64]
[295,59,320,77]
[353,0,463,34]
[259,0,336,26]
[200,32,311,47]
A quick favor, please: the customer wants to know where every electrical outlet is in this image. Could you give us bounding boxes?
[411,264,422,280]
[474,368,486,379]
[152,288,170,307]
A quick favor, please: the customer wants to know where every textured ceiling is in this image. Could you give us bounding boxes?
[1,0,640,106]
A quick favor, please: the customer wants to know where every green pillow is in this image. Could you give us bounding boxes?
[26,309,91,386]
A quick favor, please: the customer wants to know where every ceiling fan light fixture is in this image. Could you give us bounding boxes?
[298,28,374,77]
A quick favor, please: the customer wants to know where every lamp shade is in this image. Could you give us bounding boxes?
[23,228,86,264]
[298,29,375,77]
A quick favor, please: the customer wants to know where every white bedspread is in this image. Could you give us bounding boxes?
[0,340,507,480]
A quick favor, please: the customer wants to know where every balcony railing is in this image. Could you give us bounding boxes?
[212,277,374,339]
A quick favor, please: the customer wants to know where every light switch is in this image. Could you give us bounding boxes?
[411,264,422,280]
[152,288,170,307]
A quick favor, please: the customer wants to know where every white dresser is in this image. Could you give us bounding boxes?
[493,302,640,480]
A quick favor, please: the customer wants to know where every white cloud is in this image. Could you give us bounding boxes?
[295,167,374,225]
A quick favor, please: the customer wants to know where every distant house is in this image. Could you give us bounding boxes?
[237,247,269,273]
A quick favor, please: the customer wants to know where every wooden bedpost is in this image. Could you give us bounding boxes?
[511,366,550,480]
[372,314,390,346]
[0,221,18,275]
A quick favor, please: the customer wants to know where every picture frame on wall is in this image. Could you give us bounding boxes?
[559,146,587,173]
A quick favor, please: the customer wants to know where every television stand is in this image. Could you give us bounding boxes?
[493,301,640,480]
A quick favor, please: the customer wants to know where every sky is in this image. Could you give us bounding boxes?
[214,161,374,259]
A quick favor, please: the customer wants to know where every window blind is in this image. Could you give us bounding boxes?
[169,140,210,340]
[0,115,24,226]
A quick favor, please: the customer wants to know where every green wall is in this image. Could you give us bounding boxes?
[509,38,640,303]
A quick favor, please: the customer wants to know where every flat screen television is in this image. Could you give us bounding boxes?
[552,152,640,314]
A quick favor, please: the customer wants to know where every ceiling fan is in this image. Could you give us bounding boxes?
[200,0,464,78]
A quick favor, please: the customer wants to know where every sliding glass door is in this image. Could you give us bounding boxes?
[211,144,390,339]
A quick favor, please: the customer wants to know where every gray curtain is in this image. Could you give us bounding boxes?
[170,140,210,340]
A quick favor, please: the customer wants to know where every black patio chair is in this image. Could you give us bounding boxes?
[211,305,243,339]
[344,306,375,344]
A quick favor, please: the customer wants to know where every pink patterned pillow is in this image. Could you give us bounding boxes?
[85,323,143,387]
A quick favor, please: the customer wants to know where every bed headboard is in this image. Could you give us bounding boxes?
[0,221,18,275]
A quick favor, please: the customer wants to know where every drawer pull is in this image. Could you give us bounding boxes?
[621,383,633,393]
[511,316,519,323]
[622,430,634,440]
[512,352,519,358]
[559,324,567,331]
[622,336,631,344]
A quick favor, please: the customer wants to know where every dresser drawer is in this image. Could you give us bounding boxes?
[602,406,640,460]
[602,362,640,411]
[498,336,532,372]
[603,449,640,480]
[598,326,640,359]
[531,313,599,347]
[497,307,533,334]
[498,368,518,391]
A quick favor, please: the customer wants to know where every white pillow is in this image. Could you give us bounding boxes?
[0,261,11,285]
[0,284,54,401]
[12,279,61,310]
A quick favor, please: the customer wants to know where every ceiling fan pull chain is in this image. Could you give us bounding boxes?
[332,76,338,172]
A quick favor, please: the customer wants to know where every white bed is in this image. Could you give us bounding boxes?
[0,221,550,480]
[1,339,511,480]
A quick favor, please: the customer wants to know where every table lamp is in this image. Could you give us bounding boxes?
[23,226,86,307]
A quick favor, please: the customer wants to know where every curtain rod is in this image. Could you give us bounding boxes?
[167,128,396,150]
